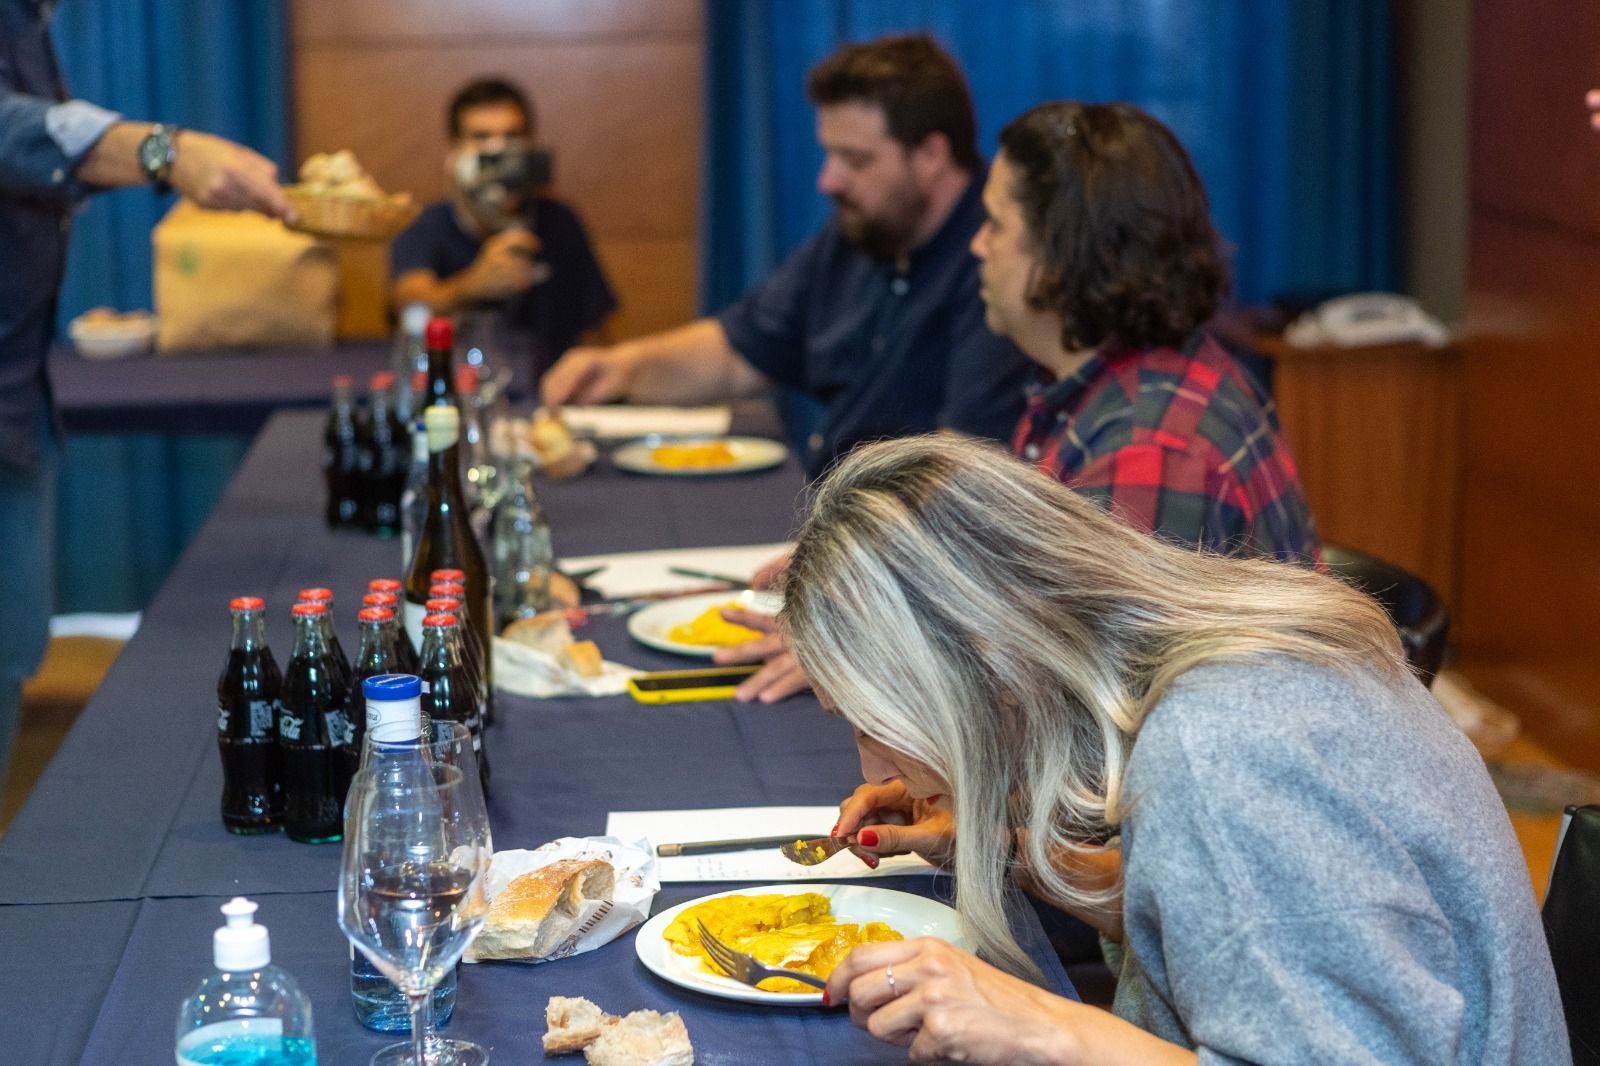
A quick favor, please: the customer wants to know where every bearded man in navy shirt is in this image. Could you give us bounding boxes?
[540,34,1032,477]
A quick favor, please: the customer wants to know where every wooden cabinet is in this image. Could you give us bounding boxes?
[1248,333,1464,606]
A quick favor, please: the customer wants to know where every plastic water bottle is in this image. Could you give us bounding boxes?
[349,674,457,1032]
[176,897,317,1065]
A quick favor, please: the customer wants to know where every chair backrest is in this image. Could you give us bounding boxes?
[1321,544,1449,687]
[1544,803,1600,1064]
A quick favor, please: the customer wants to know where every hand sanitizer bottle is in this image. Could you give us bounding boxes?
[176,897,317,1065]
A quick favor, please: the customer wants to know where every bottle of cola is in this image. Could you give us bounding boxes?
[324,375,363,528]
[417,612,489,794]
[424,594,485,730]
[216,596,284,834]
[429,576,492,727]
[362,372,408,537]
[348,606,401,758]
[361,589,419,675]
[278,602,354,843]
[297,587,353,692]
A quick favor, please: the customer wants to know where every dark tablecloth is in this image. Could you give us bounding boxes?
[0,408,1074,1064]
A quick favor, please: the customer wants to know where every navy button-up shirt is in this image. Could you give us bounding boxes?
[717,166,1032,477]
[1,0,120,472]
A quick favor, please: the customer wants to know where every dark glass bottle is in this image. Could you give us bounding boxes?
[429,579,492,727]
[324,375,363,528]
[216,596,284,834]
[417,612,489,793]
[362,371,408,536]
[424,595,485,731]
[278,603,352,843]
[296,587,353,692]
[348,606,400,754]
[361,591,419,675]
[403,405,491,679]
[422,315,456,411]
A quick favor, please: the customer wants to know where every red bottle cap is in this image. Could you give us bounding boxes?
[228,596,265,611]
[370,371,395,389]
[422,612,458,627]
[362,592,398,607]
[358,606,395,622]
[454,365,478,395]
[298,587,334,603]
[367,578,402,594]
[424,316,453,351]
[425,598,461,612]
[291,602,328,616]
[431,569,465,583]
[331,374,354,389]
[429,582,465,597]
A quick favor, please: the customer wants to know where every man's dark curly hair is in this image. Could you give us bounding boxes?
[806,34,980,171]
[998,101,1226,351]
[448,77,534,140]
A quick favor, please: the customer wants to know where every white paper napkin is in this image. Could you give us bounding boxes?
[557,405,732,440]
[605,806,936,883]
[492,637,637,698]
[558,543,793,600]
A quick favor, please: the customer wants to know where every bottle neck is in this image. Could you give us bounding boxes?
[427,345,455,406]
[292,615,327,659]
[231,610,267,652]
[355,620,394,667]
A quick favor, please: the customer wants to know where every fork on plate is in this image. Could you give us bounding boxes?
[695,919,827,991]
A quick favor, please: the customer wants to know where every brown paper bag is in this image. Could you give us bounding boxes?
[153,200,338,351]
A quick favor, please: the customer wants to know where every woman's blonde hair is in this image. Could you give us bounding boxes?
[783,435,1407,981]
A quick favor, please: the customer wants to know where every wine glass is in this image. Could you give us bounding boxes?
[340,721,493,1066]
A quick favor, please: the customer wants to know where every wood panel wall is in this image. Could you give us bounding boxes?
[289,0,702,341]
[1460,2,1600,767]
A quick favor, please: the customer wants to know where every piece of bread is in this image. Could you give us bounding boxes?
[501,610,574,655]
[561,640,603,679]
[544,996,614,1056]
[469,858,615,961]
[583,1010,693,1066]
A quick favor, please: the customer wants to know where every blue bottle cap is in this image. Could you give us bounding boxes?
[363,673,422,701]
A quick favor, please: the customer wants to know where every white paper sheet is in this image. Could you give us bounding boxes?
[557,405,732,441]
[559,543,794,599]
[606,806,935,883]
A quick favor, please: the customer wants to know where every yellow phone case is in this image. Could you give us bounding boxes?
[626,665,760,704]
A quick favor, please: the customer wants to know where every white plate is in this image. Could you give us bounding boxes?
[627,590,782,658]
[634,882,968,1006]
[612,436,787,477]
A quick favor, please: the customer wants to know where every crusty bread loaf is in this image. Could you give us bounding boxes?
[501,610,574,654]
[562,640,603,678]
[544,996,614,1056]
[468,858,615,961]
[582,1010,693,1066]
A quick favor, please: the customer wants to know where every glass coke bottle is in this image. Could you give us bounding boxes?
[216,596,284,834]
[417,611,489,794]
[278,603,350,843]
[348,606,400,755]
[361,591,419,675]
[324,375,363,529]
[404,403,490,669]
[430,576,492,726]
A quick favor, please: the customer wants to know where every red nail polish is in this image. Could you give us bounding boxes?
[830,823,839,836]
[859,829,879,848]
[821,989,832,1006]
[864,853,879,868]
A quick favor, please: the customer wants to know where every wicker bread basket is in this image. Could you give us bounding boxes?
[284,186,419,241]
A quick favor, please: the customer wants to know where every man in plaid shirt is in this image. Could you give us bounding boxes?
[975,101,1320,565]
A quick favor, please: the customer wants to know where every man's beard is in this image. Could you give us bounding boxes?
[833,182,928,261]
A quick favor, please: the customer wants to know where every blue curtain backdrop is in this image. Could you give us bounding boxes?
[700,0,1396,314]
[51,0,291,324]
[45,2,288,614]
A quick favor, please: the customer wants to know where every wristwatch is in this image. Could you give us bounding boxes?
[138,123,179,193]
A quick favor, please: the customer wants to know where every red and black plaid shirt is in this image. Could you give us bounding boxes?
[1011,334,1322,565]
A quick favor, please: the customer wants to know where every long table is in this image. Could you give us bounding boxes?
[1,408,1074,1064]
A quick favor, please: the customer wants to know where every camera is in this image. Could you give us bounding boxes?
[455,142,554,233]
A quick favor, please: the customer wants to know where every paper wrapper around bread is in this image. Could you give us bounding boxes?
[463,836,658,963]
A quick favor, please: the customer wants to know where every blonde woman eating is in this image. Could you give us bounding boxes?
[785,436,1565,1064]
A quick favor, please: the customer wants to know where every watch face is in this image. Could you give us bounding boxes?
[141,127,175,179]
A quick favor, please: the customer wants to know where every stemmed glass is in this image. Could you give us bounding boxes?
[340,721,493,1066]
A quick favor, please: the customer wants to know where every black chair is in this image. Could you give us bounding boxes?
[1544,804,1600,1064]
[1321,544,1449,687]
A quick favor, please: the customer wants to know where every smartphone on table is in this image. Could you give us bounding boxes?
[626,665,760,704]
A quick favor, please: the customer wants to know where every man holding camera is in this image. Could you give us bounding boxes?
[390,78,616,381]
